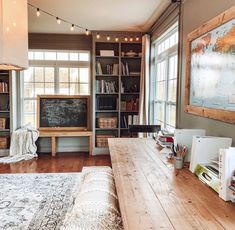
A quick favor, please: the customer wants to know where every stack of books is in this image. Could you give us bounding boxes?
[121,62,129,75]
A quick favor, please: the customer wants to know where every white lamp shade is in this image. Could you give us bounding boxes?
[0,0,28,70]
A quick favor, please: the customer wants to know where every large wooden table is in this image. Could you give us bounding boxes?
[108,138,235,230]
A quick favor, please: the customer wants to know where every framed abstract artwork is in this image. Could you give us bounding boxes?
[185,6,235,124]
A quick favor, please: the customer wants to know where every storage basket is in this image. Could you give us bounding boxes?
[0,118,6,130]
[96,135,115,148]
[98,117,117,128]
[0,137,9,149]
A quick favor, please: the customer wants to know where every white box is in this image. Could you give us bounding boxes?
[174,129,206,162]
[100,50,115,57]
[190,136,232,173]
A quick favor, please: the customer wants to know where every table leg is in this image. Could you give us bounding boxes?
[89,135,93,157]
[51,136,56,157]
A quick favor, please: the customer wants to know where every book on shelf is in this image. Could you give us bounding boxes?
[96,96,118,110]
[121,115,139,128]
[121,62,130,76]
[96,80,117,93]
[121,101,126,111]
[96,62,103,75]
[0,81,8,93]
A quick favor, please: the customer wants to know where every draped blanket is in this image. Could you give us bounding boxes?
[0,124,39,164]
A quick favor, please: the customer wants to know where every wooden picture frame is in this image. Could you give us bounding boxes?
[185,6,235,124]
[37,95,90,131]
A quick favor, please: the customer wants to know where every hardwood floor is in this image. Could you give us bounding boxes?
[0,152,111,173]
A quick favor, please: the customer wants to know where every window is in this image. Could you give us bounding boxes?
[151,23,178,130]
[23,50,90,127]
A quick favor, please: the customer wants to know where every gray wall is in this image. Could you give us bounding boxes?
[180,0,235,145]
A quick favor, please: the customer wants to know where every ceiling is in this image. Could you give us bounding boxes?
[28,0,171,34]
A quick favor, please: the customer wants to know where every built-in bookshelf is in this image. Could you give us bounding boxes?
[93,33,143,153]
[0,71,11,155]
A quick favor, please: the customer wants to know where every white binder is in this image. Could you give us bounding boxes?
[219,147,235,201]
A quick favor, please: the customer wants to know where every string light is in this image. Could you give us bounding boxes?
[107,35,110,41]
[130,37,133,42]
[36,8,40,17]
[85,29,90,36]
[124,37,128,42]
[96,33,100,39]
[56,17,61,24]
[115,37,119,42]
[28,3,89,35]
[70,24,74,31]
[136,37,140,41]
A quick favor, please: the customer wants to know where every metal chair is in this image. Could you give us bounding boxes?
[128,125,161,137]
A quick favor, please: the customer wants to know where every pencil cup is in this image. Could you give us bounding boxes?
[174,156,184,169]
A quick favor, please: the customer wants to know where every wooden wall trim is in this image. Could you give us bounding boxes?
[28,33,92,51]
[184,5,235,124]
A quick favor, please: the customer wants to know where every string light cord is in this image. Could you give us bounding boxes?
[28,3,89,33]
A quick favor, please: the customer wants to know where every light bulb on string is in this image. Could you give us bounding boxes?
[85,29,90,36]
[130,37,133,42]
[56,17,61,24]
[70,24,75,31]
[96,33,100,39]
[36,8,40,17]
[136,37,140,41]
[124,37,128,42]
[115,37,119,42]
[107,35,110,41]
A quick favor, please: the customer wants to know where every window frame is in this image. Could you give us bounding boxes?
[20,49,91,127]
[150,22,179,131]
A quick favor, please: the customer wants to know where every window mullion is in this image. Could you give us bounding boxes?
[55,64,59,94]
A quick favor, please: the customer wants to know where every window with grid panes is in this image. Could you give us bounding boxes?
[23,50,90,127]
[151,22,178,130]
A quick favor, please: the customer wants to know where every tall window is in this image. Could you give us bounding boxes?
[151,23,178,130]
[23,50,90,127]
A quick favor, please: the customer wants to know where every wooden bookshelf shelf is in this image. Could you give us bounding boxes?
[95,128,119,130]
[121,56,141,59]
[0,111,10,113]
[96,93,118,95]
[121,92,140,95]
[96,56,119,59]
[96,74,119,77]
[93,36,142,153]
[96,110,119,113]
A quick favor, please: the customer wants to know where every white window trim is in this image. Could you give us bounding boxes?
[150,22,178,131]
[20,49,91,127]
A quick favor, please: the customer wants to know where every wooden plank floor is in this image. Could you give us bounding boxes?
[0,152,111,173]
[109,138,235,230]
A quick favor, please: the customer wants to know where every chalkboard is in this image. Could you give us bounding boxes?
[38,96,89,130]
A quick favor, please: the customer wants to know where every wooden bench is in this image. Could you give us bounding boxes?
[39,130,93,157]
[108,138,235,230]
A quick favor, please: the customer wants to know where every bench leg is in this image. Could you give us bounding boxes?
[51,136,56,157]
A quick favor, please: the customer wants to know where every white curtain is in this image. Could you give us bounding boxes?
[139,34,150,125]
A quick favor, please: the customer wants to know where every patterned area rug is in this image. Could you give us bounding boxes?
[0,173,81,230]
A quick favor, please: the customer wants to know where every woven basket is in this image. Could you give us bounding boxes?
[98,117,117,128]
[0,118,6,130]
[0,137,8,149]
[96,135,115,148]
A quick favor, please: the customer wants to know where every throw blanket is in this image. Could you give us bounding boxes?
[0,124,39,164]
